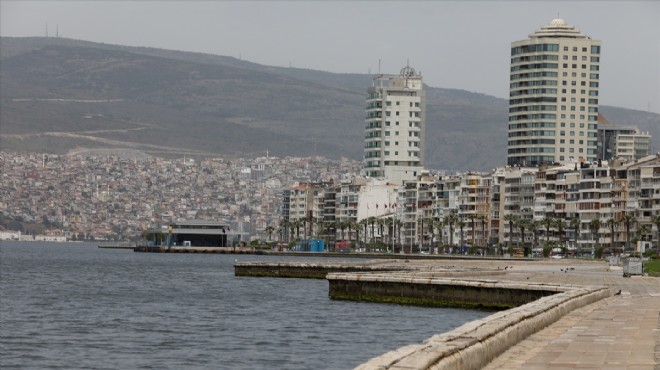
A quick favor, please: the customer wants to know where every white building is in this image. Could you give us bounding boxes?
[363,65,425,185]
[508,18,601,166]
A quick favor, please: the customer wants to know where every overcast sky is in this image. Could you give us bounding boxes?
[2,1,659,113]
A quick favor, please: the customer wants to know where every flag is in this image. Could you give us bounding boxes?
[367,204,370,209]
[376,204,379,209]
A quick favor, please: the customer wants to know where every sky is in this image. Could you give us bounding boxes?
[2,1,659,113]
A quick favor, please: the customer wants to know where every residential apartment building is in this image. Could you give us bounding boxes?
[598,121,652,161]
[508,18,601,166]
[363,65,425,185]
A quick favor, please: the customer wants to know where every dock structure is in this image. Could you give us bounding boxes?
[234,258,660,369]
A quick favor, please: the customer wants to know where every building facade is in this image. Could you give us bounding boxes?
[508,18,601,166]
[364,65,425,185]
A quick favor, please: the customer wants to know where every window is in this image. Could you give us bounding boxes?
[396,121,399,125]
[386,112,391,117]
[572,55,577,61]
[591,56,599,62]
[385,121,391,126]
[590,65,599,71]
[572,72,577,77]
[573,47,578,51]
[386,101,392,106]
[396,101,400,105]
[561,122,566,127]
[385,131,390,136]
[570,139,575,144]
[562,72,568,77]
[384,151,390,156]
[563,63,568,68]
[385,141,390,146]
[582,56,587,61]
[582,47,587,52]
[563,55,568,60]
[395,131,399,136]
[590,73,599,79]
[564,46,569,51]
[560,148,565,152]
[560,139,565,144]
[570,122,575,127]
[396,111,399,116]
[591,46,600,54]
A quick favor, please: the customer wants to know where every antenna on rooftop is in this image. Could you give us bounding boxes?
[378,59,381,74]
[56,24,59,38]
[45,22,49,37]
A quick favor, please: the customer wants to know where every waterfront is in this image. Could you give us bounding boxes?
[0,242,489,369]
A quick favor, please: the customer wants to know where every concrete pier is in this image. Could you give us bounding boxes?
[232,258,660,369]
[234,261,417,279]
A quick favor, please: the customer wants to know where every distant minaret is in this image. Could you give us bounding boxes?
[45,22,49,37]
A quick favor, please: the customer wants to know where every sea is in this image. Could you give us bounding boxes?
[0,241,490,369]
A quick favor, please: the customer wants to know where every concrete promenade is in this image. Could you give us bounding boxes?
[480,264,660,370]
[351,258,660,369]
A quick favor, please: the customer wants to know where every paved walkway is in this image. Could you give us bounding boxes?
[377,258,660,369]
[481,271,660,370]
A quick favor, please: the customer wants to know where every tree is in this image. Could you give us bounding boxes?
[368,216,377,244]
[554,218,566,248]
[444,212,458,247]
[394,219,403,251]
[606,218,617,254]
[529,220,540,252]
[618,213,636,254]
[358,218,368,248]
[570,218,581,251]
[651,215,660,256]
[265,225,275,241]
[542,217,554,244]
[478,214,487,249]
[467,214,477,246]
[378,218,385,242]
[589,218,601,254]
[458,219,466,249]
[636,224,651,254]
[503,214,518,248]
[517,218,527,248]
[278,219,290,242]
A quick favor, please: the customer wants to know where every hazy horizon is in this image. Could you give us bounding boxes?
[2,1,658,113]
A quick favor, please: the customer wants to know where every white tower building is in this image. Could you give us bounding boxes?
[508,18,601,166]
[363,65,425,185]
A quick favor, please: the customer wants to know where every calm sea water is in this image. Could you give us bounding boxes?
[0,242,489,369]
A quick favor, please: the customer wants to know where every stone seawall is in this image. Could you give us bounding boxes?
[341,273,610,369]
[234,262,417,279]
[328,274,560,310]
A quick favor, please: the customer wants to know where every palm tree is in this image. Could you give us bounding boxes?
[368,216,377,244]
[467,214,477,246]
[542,217,554,244]
[278,219,290,242]
[618,213,636,254]
[652,215,660,256]
[358,218,368,248]
[394,219,403,251]
[348,220,358,247]
[554,218,566,248]
[458,219,466,249]
[338,220,347,242]
[529,220,540,252]
[478,214,487,248]
[266,225,275,241]
[503,214,518,248]
[589,218,601,254]
[444,212,458,246]
[570,218,581,251]
[517,218,527,248]
[606,218,617,254]
[637,224,651,254]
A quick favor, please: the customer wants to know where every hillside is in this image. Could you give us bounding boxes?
[1,37,658,171]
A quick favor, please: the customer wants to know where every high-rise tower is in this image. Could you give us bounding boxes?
[363,65,425,185]
[508,19,601,166]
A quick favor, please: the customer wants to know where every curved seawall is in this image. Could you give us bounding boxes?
[336,273,610,370]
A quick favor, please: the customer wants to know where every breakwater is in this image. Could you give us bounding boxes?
[234,259,612,370]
